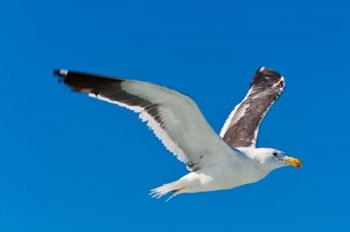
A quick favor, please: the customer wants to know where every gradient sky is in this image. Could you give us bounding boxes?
[1,0,349,231]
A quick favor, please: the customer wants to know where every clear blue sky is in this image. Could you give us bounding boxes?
[1,0,349,231]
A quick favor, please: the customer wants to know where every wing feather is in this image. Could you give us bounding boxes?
[220,67,285,147]
[55,69,237,171]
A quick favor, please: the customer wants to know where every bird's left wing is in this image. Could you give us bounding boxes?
[55,69,238,171]
[220,67,285,148]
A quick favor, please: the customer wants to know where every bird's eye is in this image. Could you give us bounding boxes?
[273,152,278,156]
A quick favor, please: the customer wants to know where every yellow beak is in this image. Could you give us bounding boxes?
[283,157,303,168]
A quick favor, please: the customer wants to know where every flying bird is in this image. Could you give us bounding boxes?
[54,67,302,200]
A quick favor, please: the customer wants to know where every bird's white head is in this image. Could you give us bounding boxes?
[242,147,302,171]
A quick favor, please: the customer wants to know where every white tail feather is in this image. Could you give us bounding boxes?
[150,180,184,201]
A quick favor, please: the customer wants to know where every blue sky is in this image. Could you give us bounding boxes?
[1,0,349,231]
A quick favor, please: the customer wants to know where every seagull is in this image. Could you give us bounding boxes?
[54,67,302,200]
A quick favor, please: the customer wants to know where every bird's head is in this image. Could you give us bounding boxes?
[251,148,302,170]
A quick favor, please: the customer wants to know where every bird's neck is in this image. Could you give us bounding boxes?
[236,146,277,173]
[236,146,260,160]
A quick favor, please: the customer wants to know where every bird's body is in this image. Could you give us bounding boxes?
[151,146,291,199]
[55,67,302,199]
[152,149,263,198]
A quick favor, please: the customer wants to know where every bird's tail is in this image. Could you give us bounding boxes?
[150,180,185,201]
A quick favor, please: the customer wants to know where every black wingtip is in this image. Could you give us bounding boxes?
[250,66,284,87]
[256,66,267,73]
[255,66,282,77]
[256,66,275,74]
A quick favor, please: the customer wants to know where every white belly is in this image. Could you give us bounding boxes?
[179,160,268,193]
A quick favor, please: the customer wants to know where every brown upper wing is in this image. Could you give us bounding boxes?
[220,67,285,147]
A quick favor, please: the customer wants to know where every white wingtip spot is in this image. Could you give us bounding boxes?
[59,69,68,76]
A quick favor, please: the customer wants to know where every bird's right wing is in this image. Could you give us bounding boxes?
[55,69,240,171]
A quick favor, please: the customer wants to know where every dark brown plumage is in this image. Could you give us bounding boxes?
[221,67,285,147]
